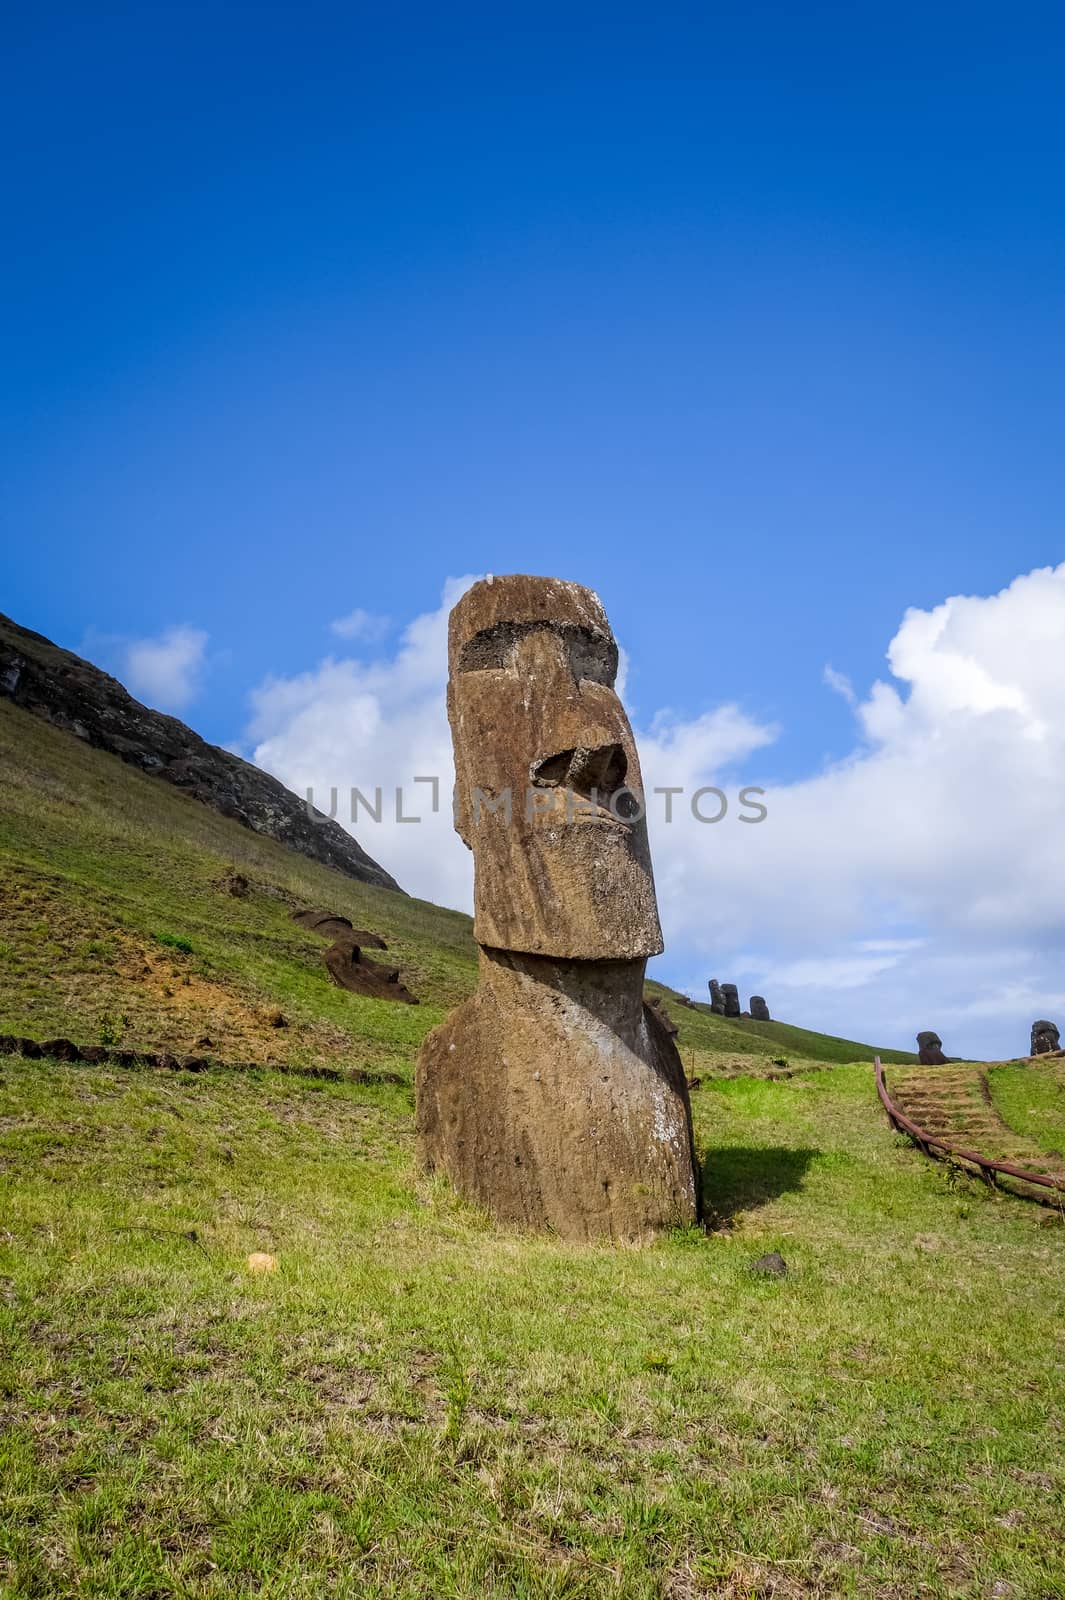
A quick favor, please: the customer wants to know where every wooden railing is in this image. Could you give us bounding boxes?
[874,1056,1065,1197]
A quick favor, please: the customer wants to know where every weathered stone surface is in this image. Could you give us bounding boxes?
[646,995,679,1037]
[750,995,771,1022]
[1031,1019,1061,1056]
[416,575,699,1241]
[291,908,387,948]
[916,1030,948,1066]
[324,941,418,1003]
[0,612,401,891]
[418,951,697,1240]
[721,983,741,1018]
[708,979,725,1015]
[293,907,412,1001]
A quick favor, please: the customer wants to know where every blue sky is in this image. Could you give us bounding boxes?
[3,4,1064,1055]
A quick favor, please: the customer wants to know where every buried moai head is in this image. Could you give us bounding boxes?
[721,983,741,1018]
[916,1030,948,1066]
[448,575,662,960]
[1031,1020,1061,1056]
[750,995,771,1022]
[708,979,725,1014]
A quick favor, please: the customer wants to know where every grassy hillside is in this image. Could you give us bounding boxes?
[5,698,1062,1597]
[2,1053,1063,1598]
[0,698,910,1074]
[645,992,917,1068]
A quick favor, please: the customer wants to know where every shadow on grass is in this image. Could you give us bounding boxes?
[701,1145,820,1223]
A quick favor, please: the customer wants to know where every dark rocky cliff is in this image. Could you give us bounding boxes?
[0,612,402,893]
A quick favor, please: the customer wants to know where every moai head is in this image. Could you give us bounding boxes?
[916,1030,947,1065]
[721,983,741,1018]
[1031,1020,1060,1055]
[448,575,662,960]
[750,995,771,1022]
[708,979,725,1014]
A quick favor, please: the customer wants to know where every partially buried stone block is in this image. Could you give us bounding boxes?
[916,1031,948,1066]
[415,575,699,1242]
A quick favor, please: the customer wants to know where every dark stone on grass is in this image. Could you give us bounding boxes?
[1031,1020,1061,1056]
[39,1038,82,1061]
[750,995,771,1022]
[15,1038,42,1059]
[750,1251,788,1278]
[708,980,725,1015]
[179,1055,210,1072]
[0,1035,17,1055]
[721,983,741,1018]
[916,1031,948,1066]
[78,1045,108,1063]
[157,1053,181,1070]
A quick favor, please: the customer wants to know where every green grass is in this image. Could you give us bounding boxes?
[0,698,909,1074]
[1,1054,1063,1598]
[2,695,1060,1597]
[988,1060,1065,1161]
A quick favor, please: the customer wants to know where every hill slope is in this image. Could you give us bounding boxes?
[0,695,910,1073]
[0,610,400,891]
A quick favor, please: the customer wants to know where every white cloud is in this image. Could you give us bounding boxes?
[247,563,1065,1062]
[329,608,391,643]
[643,562,1065,1059]
[123,625,208,712]
[823,663,856,705]
[250,577,479,912]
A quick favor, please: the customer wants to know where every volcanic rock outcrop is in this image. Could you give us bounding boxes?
[415,575,699,1241]
[750,995,770,1022]
[1030,1020,1061,1056]
[0,612,400,891]
[916,1030,948,1066]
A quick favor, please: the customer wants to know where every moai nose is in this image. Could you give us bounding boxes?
[531,741,627,796]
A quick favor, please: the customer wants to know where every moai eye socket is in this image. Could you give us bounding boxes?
[456,621,618,684]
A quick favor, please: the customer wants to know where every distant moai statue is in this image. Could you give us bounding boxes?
[1030,1020,1061,1056]
[721,983,741,1018]
[750,996,771,1022]
[708,979,725,1015]
[916,1031,948,1066]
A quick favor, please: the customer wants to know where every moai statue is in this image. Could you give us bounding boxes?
[1030,1020,1061,1056]
[416,575,699,1241]
[721,983,741,1018]
[750,996,771,1022]
[916,1031,948,1066]
[708,979,725,1015]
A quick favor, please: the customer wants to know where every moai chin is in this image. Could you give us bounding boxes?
[415,575,700,1241]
